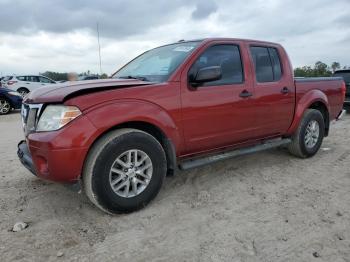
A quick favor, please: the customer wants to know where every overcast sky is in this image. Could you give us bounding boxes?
[0,0,349,76]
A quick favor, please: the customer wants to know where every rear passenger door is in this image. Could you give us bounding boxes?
[249,46,295,137]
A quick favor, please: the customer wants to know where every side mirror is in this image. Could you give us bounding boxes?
[191,66,222,86]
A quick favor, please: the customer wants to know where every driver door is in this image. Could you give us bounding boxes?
[180,43,256,154]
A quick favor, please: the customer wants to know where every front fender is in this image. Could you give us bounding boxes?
[84,99,182,150]
[286,89,329,136]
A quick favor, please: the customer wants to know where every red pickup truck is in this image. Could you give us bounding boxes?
[18,38,346,214]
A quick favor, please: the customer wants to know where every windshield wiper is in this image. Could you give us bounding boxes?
[118,75,149,81]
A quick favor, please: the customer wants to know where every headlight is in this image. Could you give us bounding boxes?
[36,105,81,131]
[8,91,22,97]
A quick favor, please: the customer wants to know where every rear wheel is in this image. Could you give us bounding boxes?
[17,88,29,97]
[83,129,167,214]
[288,109,325,158]
[0,98,11,115]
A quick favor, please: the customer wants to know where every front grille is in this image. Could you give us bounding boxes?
[21,103,43,136]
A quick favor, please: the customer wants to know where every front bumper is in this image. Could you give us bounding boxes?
[17,114,98,183]
[17,140,36,175]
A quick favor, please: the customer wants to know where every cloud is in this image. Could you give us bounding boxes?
[0,0,349,75]
[0,0,199,39]
[192,0,218,20]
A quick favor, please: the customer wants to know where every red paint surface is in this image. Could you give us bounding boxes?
[24,38,345,182]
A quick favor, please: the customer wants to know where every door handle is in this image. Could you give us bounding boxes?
[281,87,290,94]
[239,90,253,98]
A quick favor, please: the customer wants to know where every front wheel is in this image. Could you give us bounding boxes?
[0,98,11,115]
[83,129,167,214]
[288,109,325,158]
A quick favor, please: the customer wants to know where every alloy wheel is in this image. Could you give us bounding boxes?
[109,149,153,198]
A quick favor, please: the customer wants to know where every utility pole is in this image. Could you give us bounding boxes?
[96,22,102,75]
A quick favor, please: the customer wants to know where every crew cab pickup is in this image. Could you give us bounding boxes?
[17,38,346,214]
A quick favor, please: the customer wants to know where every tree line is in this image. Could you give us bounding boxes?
[294,62,349,77]
[40,71,108,81]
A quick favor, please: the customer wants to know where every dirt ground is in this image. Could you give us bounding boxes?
[0,112,349,262]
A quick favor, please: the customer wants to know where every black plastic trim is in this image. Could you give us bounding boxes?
[17,140,36,175]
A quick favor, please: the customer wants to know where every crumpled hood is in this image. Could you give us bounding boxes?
[24,78,154,104]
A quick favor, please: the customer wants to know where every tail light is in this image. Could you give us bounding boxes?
[7,80,18,86]
[341,81,346,102]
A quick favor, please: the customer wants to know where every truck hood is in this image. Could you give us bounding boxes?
[24,79,155,104]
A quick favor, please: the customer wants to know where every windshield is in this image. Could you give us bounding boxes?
[334,72,350,83]
[113,41,201,82]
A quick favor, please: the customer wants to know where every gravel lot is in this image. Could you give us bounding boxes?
[0,112,349,262]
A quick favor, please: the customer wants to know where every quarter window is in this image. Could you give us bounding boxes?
[39,76,53,83]
[189,44,244,86]
[250,47,282,82]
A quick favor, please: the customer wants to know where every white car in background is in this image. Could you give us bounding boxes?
[4,75,56,97]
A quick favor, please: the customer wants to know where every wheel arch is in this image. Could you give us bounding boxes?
[87,120,177,176]
[287,89,330,136]
[308,101,330,136]
[17,87,30,95]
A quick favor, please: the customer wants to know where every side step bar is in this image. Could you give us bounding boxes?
[179,138,291,170]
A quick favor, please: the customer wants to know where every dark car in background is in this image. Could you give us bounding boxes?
[334,70,350,112]
[79,75,99,81]
[0,87,22,115]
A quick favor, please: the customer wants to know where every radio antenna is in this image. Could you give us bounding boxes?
[96,22,102,75]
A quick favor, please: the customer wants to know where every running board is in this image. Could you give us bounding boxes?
[179,138,291,170]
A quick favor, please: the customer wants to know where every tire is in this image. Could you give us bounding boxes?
[17,88,29,97]
[288,109,325,158]
[0,97,11,115]
[83,128,167,214]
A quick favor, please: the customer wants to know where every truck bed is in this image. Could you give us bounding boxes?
[294,77,344,120]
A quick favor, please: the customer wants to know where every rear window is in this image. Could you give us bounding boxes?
[250,46,282,83]
[3,76,13,81]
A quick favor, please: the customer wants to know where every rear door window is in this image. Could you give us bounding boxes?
[26,76,39,82]
[268,48,282,81]
[250,47,282,82]
[17,76,26,81]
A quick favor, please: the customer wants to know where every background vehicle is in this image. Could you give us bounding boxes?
[333,69,350,112]
[5,75,56,97]
[18,38,345,214]
[1,76,13,86]
[79,75,100,80]
[0,88,22,115]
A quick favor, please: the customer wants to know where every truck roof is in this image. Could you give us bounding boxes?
[175,37,280,46]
